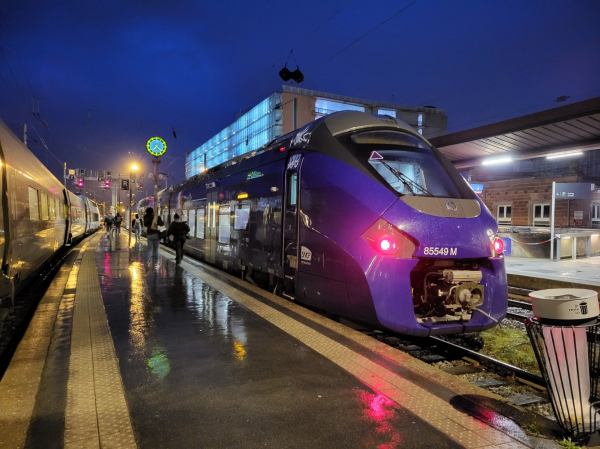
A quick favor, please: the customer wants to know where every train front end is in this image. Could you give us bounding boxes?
[324,113,507,337]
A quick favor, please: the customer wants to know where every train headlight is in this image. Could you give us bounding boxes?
[492,237,504,257]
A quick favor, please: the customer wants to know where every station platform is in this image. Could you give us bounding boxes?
[505,255,600,293]
[0,232,562,448]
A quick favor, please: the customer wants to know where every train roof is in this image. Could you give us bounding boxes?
[158,111,428,200]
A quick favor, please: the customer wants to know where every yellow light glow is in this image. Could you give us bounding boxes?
[131,164,139,170]
[237,193,248,199]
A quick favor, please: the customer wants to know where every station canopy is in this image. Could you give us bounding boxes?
[429,97,600,169]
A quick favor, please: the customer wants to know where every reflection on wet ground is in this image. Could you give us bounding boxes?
[96,234,461,448]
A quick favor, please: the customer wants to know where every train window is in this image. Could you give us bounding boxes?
[28,187,40,220]
[287,172,298,206]
[188,209,196,237]
[234,204,250,230]
[197,208,205,239]
[50,198,56,220]
[343,131,475,199]
[218,205,230,244]
[40,193,49,220]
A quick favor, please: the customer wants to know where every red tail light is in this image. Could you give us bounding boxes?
[492,237,504,256]
[362,218,417,258]
[378,235,398,255]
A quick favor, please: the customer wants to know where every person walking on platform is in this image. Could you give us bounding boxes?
[143,207,164,268]
[168,213,190,265]
[105,212,115,236]
[115,213,123,235]
[132,213,142,243]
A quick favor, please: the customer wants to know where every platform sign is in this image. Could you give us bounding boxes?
[574,210,583,226]
[469,183,484,195]
[501,237,511,256]
[554,183,594,200]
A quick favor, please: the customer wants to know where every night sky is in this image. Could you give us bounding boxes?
[1,1,599,203]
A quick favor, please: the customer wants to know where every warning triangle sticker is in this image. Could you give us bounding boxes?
[370,151,384,160]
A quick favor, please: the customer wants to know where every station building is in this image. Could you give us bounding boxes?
[185,86,447,178]
[430,97,600,258]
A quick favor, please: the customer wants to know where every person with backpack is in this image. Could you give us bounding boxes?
[143,207,164,268]
[105,212,115,235]
[132,213,142,243]
[115,213,123,235]
[167,213,190,265]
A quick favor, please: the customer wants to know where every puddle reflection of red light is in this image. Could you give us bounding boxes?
[358,390,402,448]
[104,251,111,277]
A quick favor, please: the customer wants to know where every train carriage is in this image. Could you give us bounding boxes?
[0,121,68,308]
[146,111,508,336]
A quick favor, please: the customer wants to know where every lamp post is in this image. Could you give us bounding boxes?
[128,164,138,247]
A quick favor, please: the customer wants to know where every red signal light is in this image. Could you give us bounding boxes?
[279,146,286,152]
[77,179,84,187]
[492,237,504,255]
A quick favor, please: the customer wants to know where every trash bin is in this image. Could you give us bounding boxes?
[526,288,600,440]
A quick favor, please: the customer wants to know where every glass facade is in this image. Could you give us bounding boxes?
[314,99,364,119]
[186,93,283,178]
[377,109,397,117]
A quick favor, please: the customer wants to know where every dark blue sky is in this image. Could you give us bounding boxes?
[1,1,599,202]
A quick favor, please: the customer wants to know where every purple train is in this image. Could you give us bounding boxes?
[148,111,507,336]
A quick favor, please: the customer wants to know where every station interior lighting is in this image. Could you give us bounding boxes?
[546,151,583,160]
[481,156,513,166]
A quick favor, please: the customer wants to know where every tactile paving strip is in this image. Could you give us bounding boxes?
[64,234,136,449]
[0,242,87,449]
[172,251,530,449]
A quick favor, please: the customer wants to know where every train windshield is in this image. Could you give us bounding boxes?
[350,131,466,198]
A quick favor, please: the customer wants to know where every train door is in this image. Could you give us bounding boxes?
[206,191,217,264]
[281,153,302,299]
[63,190,71,245]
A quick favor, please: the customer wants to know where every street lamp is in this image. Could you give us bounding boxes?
[129,163,138,247]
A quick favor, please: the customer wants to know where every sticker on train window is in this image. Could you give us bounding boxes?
[423,246,457,256]
[247,171,264,180]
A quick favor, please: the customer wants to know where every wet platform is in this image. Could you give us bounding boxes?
[506,255,600,293]
[0,233,562,448]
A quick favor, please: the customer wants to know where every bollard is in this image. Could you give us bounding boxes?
[526,288,600,441]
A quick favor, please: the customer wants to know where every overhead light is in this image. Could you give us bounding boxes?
[481,156,513,166]
[546,151,583,160]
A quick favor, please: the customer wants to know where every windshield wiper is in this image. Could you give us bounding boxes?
[380,160,434,197]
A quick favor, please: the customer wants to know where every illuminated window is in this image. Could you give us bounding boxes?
[315,99,364,116]
[234,204,250,230]
[592,203,600,226]
[288,173,298,205]
[50,198,56,220]
[418,114,423,126]
[377,109,396,117]
[28,187,39,220]
[188,209,196,237]
[218,205,230,244]
[196,208,205,239]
